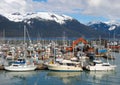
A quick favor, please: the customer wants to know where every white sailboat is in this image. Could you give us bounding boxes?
[4,58,37,71]
[4,26,37,71]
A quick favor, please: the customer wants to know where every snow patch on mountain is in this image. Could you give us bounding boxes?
[87,21,102,26]
[108,26,116,31]
[88,20,120,27]
[104,21,120,27]
[3,12,73,24]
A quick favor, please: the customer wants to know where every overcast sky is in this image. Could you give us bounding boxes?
[0,0,120,24]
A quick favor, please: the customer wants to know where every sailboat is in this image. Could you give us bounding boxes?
[4,26,37,71]
[4,58,37,71]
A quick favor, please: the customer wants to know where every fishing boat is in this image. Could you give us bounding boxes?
[46,59,83,72]
[85,59,116,71]
[4,58,37,71]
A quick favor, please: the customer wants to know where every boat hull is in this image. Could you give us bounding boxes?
[4,65,37,72]
[86,65,116,71]
[47,64,83,72]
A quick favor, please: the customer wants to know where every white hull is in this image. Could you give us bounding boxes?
[86,65,116,71]
[4,65,37,72]
[47,64,83,72]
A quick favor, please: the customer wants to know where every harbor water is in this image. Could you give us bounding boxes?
[0,52,119,85]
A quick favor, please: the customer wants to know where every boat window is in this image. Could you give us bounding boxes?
[59,63,63,65]
[13,65,18,66]
[102,64,110,66]
[67,63,75,66]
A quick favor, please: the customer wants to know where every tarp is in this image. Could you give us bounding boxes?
[98,49,107,53]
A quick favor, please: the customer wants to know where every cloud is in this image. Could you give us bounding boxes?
[0,0,84,14]
[0,0,120,21]
[0,0,27,14]
[82,0,120,20]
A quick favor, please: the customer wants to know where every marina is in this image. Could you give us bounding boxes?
[0,37,117,71]
[0,37,119,85]
[0,52,119,85]
[1,0,120,85]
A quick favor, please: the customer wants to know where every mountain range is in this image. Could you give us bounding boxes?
[0,12,119,39]
[87,21,120,38]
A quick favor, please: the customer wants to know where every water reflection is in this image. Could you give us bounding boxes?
[88,71,115,78]
[0,71,39,85]
[6,71,37,78]
[0,69,118,85]
[0,52,119,85]
[47,71,81,85]
[85,71,116,84]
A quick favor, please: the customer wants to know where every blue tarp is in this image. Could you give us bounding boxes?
[98,49,107,53]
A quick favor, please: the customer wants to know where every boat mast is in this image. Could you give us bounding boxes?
[24,25,26,45]
[23,25,26,58]
[3,29,5,44]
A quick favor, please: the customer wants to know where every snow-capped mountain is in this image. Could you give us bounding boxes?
[4,12,73,24]
[87,21,120,37]
[0,12,109,38]
[87,21,110,30]
[105,21,120,27]
[87,21,120,31]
